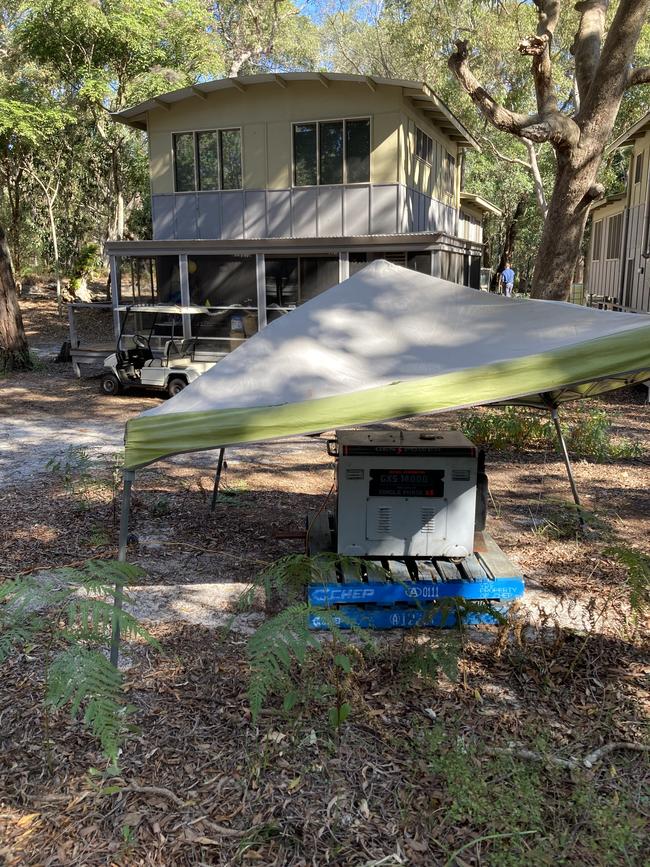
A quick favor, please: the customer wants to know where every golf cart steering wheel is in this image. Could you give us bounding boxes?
[133,334,149,349]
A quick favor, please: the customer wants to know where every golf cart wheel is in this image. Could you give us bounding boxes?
[100,372,122,396]
[167,377,187,397]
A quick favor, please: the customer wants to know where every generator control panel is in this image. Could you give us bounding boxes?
[334,429,478,559]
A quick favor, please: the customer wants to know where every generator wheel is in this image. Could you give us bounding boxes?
[100,372,122,396]
[167,377,187,397]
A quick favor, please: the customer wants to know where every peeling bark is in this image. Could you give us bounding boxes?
[0,226,31,372]
[449,0,650,300]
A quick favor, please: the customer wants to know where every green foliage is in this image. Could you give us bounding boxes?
[247,603,320,722]
[0,559,159,764]
[460,406,644,462]
[422,727,648,866]
[460,406,553,450]
[70,242,100,283]
[565,409,643,462]
[532,500,611,541]
[239,554,500,731]
[47,446,124,512]
[605,545,650,615]
[397,634,460,683]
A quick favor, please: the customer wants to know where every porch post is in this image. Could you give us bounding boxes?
[179,254,191,338]
[339,252,349,283]
[109,255,121,340]
[256,254,267,330]
[110,469,135,668]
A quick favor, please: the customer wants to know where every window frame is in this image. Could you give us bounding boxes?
[415,127,434,165]
[592,220,603,261]
[634,151,644,185]
[291,116,371,188]
[171,127,243,193]
[605,212,624,261]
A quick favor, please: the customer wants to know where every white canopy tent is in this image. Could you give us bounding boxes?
[110,261,650,662]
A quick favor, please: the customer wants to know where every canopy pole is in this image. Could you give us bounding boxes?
[550,408,585,529]
[110,469,135,667]
[210,448,226,512]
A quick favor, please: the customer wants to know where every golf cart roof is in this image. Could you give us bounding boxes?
[116,304,211,315]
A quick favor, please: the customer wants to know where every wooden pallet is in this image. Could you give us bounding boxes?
[307,531,524,630]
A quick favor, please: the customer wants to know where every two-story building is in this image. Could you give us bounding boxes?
[588,111,650,314]
[107,72,498,358]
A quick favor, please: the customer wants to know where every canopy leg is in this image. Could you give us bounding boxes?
[210,448,226,512]
[550,408,585,529]
[110,469,135,667]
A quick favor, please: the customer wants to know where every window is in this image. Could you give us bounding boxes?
[444,153,456,195]
[197,132,219,191]
[265,256,338,319]
[293,119,370,186]
[173,133,195,193]
[117,256,181,305]
[416,128,433,164]
[606,213,623,260]
[634,152,644,184]
[173,129,242,192]
[220,129,242,190]
[187,255,257,353]
[592,220,603,260]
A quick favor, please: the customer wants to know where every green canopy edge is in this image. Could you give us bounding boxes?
[124,323,650,470]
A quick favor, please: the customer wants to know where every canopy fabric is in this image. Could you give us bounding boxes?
[124,260,650,469]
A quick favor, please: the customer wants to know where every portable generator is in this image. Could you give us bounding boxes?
[306,427,523,630]
[333,429,484,560]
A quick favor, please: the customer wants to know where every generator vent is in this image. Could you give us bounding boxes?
[420,507,438,535]
[452,469,471,481]
[345,468,365,480]
[375,507,392,536]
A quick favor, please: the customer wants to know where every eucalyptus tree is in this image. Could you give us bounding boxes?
[18,0,218,242]
[449,1,650,300]
[0,225,30,371]
[211,0,320,77]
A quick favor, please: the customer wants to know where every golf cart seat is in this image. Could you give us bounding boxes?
[165,338,197,363]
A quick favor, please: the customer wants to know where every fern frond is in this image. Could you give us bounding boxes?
[247,603,320,722]
[0,618,40,662]
[605,545,650,613]
[47,645,127,763]
[0,573,70,615]
[63,599,160,649]
[55,559,144,597]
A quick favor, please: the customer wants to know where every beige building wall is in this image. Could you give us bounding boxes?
[399,107,459,206]
[147,80,405,195]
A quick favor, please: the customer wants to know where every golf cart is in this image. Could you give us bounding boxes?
[100,304,217,397]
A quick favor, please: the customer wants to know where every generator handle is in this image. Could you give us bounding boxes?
[326,439,339,457]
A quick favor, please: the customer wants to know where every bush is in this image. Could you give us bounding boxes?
[460,406,643,462]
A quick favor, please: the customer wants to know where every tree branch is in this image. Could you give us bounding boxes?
[519,0,561,114]
[571,0,609,106]
[449,40,580,148]
[627,66,650,88]
[579,0,650,124]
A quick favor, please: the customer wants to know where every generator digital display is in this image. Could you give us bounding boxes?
[368,469,444,498]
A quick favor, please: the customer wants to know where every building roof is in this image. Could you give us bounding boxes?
[609,111,650,151]
[460,192,502,217]
[111,72,479,149]
[590,191,626,213]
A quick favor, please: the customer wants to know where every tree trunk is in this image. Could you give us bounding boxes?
[530,148,600,300]
[490,197,526,290]
[45,196,62,315]
[0,226,31,372]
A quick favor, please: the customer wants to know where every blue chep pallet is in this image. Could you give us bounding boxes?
[307,535,524,631]
[308,577,524,607]
[309,605,505,630]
